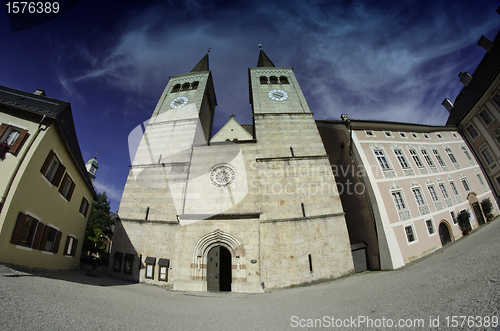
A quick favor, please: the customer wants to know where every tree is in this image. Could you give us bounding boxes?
[457,209,472,235]
[480,198,494,222]
[82,192,114,256]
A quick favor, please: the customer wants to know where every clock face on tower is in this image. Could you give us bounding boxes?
[170,96,189,109]
[268,90,288,101]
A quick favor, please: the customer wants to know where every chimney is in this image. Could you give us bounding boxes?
[478,35,494,52]
[34,89,46,96]
[458,71,473,87]
[442,98,454,113]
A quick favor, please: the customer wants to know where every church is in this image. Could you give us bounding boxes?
[109,49,355,292]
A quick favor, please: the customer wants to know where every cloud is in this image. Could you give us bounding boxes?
[94,179,123,203]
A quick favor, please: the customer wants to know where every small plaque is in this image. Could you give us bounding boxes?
[250,259,257,264]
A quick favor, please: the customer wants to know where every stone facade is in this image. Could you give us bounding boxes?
[111,52,355,292]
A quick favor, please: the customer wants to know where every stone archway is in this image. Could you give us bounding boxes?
[438,221,453,246]
[191,229,245,292]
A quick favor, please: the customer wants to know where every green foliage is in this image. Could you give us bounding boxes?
[0,142,9,161]
[83,192,114,255]
[480,198,494,221]
[457,209,472,235]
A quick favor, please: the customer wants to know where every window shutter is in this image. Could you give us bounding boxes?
[10,212,27,245]
[58,173,69,194]
[9,129,28,155]
[53,231,62,253]
[63,235,71,255]
[0,123,8,140]
[38,226,50,250]
[67,182,75,201]
[71,238,79,257]
[32,222,45,249]
[52,164,66,186]
[40,150,55,175]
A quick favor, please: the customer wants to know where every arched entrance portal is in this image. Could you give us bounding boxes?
[438,222,452,246]
[207,246,232,291]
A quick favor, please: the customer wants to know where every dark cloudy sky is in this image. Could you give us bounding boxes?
[1,0,499,211]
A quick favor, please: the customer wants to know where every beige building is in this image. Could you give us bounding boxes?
[318,119,497,270]
[445,29,500,205]
[0,86,96,270]
[111,50,355,292]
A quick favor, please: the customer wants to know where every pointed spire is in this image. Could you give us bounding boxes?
[257,44,275,67]
[191,49,210,72]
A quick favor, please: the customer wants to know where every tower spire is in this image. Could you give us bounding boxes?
[257,44,275,67]
[191,49,210,72]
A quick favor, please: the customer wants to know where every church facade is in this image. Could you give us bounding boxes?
[110,50,355,292]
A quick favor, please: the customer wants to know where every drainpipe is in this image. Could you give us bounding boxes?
[0,115,47,214]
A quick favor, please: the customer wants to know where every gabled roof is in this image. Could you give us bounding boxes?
[191,52,210,72]
[0,86,96,197]
[257,48,275,67]
[211,116,254,142]
[447,29,500,125]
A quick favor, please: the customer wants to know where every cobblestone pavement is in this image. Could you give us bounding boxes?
[1,219,499,331]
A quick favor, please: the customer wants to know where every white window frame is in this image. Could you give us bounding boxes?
[399,132,408,138]
[384,131,394,138]
[425,219,436,235]
[365,130,375,137]
[374,149,391,170]
[461,145,473,162]
[449,181,459,196]
[461,177,471,192]
[444,147,458,164]
[409,148,424,168]
[411,132,419,139]
[428,185,440,202]
[392,191,407,211]
[479,108,494,126]
[432,148,446,167]
[466,123,480,140]
[404,225,417,243]
[420,148,435,167]
[394,149,410,169]
[450,210,458,225]
[438,183,449,199]
[436,133,443,139]
[412,187,426,206]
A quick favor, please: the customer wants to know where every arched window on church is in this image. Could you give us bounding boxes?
[260,76,268,84]
[181,83,190,91]
[171,84,181,93]
[191,81,199,90]
[270,76,278,84]
[280,76,289,84]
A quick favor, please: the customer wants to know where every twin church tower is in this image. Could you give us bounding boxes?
[111,49,354,292]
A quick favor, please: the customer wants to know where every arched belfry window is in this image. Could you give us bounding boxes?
[270,76,278,84]
[191,81,199,90]
[280,76,289,84]
[260,76,268,84]
[171,84,181,93]
[181,83,190,91]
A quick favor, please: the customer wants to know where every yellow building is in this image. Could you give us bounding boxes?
[0,86,96,270]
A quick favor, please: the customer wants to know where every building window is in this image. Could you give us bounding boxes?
[452,133,458,138]
[392,191,406,210]
[412,188,425,206]
[10,212,45,248]
[158,258,170,281]
[436,133,443,139]
[405,225,416,243]
[394,149,410,168]
[476,173,485,186]
[428,186,439,202]
[399,132,407,138]
[426,220,435,234]
[59,173,75,201]
[384,131,393,137]
[432,149,446,167]
[279,76,289,84]
[480,145,496,166]
[421,148,434,167]
[365,130,375,137]
[63,236,78,256]
[445,147,458,164]
[144,257,156,279]
[409,149,423,167]
[451,211,458,224]
[80,197,90,217]
[171,84,181,92]
[269,76,278,84]
[0,123,28,155]
[411,133,419,139]
[449,181,459,196]
[124,254,134,275]
[190,81,199,90]
[423,133,430,139]
[461,145,473,162]
[40,150,66,186]
[461,178,471,191]
[438,183,449,199]
[40,226,61,252]
[374,150,390,170]
[181,82,190,91]
[259,76,268,84]
[493,92,500,108]
[466,124,480,140]
[479,109,494,125]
